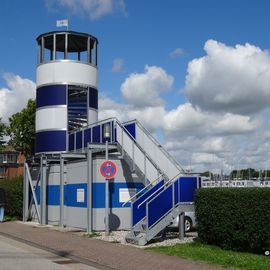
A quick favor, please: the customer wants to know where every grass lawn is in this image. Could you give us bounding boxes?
[148,242,270,270]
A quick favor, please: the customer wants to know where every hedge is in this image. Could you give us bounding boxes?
[195,188,270,254]
[0,176,23,218]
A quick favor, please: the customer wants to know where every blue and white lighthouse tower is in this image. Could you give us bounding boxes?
[24,29,200,245]
[35,31,98,154]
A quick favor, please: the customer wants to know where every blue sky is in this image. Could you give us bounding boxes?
[1,0,270,172]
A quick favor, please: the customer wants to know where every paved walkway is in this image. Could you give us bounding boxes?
[0,222,227,270]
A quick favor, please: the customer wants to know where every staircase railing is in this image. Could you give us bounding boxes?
[126,175,201,245]
[70,117,166,183]
[122,174,164,207]
[123,120,186,180]
[115,120,163,183]
[146,176,200,230]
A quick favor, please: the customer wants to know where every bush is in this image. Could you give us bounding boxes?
[195,188,270,254]
[0,176,23,218]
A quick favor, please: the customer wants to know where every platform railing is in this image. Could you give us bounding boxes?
[70,117,166,183]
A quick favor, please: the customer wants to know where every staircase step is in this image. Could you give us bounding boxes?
[125,232,147,246]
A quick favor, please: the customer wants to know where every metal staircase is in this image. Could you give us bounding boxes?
[68,117,200,246]
[125,175,200,245]
[69,117,185,185]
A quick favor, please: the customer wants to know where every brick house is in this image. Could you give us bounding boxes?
[0,145,25,179]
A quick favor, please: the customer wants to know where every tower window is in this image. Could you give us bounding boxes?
[68,85,88,132]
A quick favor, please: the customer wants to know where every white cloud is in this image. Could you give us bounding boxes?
[0,74,36,123]
[98,96,165,132]
[112,58,124,73]
[120,65,174,107]
[46,0,126,20]
[170,48,184,58]
[99,53,270,173]
[163,103,208,134]
[213,113,258,135]
[185,39,270,115]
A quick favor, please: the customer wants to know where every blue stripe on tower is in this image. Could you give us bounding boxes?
[36,130,67,153]
[88,87,98,109]
[36,85,67,108]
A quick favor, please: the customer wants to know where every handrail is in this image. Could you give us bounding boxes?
[137,171,183,208]
[122,174,164,206]
[114,120,166,180]
[121,119,137,126]
[135,120,186,173]
[69,117,116,135]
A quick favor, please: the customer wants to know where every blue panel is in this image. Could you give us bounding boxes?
[36,182,145,208]
[92,125,101,143]
[88,87,98,109]
[69,133,74,151]
[84,128,92,147]
[123,123,136,139]
[35,186,59,205]
[47,185,60,205]
[64,183,87,208]
[36,85,67,108]
[174,180,179,205]
[179,177,198,203]
[76,131,82,150]
[92,183,105,208]
[36,130,66,153]
[132,179,164,226]
[148,185,173,228]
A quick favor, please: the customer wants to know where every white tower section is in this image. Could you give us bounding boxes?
[35,31,98,154]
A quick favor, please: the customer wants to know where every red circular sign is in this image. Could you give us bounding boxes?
[100,160,117,179]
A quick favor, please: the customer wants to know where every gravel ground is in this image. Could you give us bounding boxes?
[89,230,198,248]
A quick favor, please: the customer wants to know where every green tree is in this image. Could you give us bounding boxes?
[0,118,6,150]
[7,99,36,157]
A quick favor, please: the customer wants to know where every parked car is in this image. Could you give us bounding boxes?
[169,211,196,232]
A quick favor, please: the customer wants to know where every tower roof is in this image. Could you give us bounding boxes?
[36,31,98,52]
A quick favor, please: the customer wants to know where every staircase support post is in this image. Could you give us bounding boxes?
[179,212,185,240]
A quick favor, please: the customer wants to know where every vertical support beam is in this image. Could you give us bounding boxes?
[59,155,64,227]
[87,145,93,233]
[105,140,109,235]
[121,128,124,156]
[53,33,56,60]
[23,162,29,222]
[64,33,68,59]
[132,141,135,172]
[87,37,91,63]
[93,40,97,66]
[179,212,185,240]
[100,125,102,143]
[144,154,147,182]
[40,155,47,225]
[41,36,44,63]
